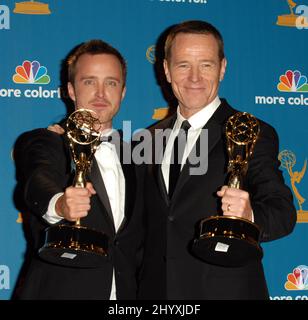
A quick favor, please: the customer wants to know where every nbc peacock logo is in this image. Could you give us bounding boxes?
[277,70,308,92]
[13,60,50,84]
[285,265,308,290]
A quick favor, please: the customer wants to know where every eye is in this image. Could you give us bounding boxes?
[200,63,212,68]
[178,63,189,69]
[105,79,119,87]
[84,79,95,85]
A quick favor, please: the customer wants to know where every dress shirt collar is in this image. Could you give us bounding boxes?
[175,96,221,130]
[95,128,116,151]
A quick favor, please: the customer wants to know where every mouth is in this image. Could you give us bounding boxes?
[186,87,205,91]
[91,101,110,109]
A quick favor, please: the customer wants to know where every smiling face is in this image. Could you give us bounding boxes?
[164,33,227,118]
[68,53,126,131]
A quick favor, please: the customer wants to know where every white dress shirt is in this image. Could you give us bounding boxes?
[161,96,221,192]
[43,130,125,300]
[160,98,255,221]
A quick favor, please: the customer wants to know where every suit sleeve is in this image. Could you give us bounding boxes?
[246,122,297,242]
[14,129,71,218]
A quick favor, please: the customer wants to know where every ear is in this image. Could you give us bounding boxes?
[219,58,227,82]
[67,82,76,102]
[121,86,127,101]
[163,59,171,83]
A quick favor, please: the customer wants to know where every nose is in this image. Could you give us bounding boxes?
[189,66,201,83]
[95,83,105,98]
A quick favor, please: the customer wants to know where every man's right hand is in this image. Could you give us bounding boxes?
[55,182,96,221]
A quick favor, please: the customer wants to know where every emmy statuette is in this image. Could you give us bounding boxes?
[39,109,108,268]
[192,112,263,267]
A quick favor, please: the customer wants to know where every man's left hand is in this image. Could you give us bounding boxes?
[217,186,253,221]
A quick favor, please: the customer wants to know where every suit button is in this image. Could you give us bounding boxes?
[168,216,174,222]
[114,240,119,246]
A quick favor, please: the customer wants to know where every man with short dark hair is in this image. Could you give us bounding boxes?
[14,40,142,300]
[137,20,296,300]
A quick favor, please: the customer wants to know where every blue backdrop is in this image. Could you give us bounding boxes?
[1,0,308,300]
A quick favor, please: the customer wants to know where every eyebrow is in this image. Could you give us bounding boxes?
[79,75,96,80]
[174,59,216,64]
[79,75,122,83]
[105,76,121,83]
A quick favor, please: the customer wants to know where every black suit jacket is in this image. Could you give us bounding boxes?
[137,99,297,300]
[13,128,143,300]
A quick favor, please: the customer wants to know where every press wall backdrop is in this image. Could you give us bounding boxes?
[1,0,308,300]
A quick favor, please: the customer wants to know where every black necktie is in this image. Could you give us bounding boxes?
[168,120,191,198]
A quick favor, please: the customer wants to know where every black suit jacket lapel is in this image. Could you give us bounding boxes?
[88,131,133,234]
[116,139,136,233]
[153,115,176,206]
[88,158,115,232]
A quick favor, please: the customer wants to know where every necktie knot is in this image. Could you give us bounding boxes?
[180,120,191,133]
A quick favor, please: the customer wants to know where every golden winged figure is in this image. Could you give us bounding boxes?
[288,159,307,211]
[288,0,297,14]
